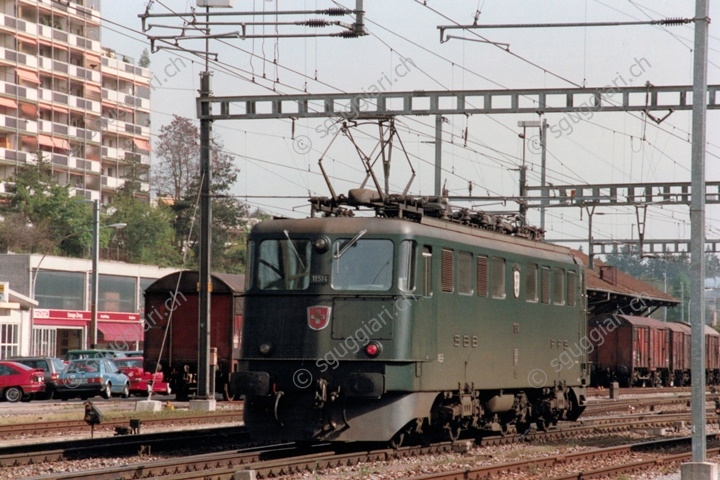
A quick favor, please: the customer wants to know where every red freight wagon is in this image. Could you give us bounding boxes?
[706,325,720,384]
[144,271,244,400]
[589,315,668,387]
[665,322,690,386]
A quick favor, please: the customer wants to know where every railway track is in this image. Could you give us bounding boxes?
[0,411,242,438]
[15,409,720,480]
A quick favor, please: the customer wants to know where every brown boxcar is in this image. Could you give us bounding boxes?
[706,325,720,384]
[665,322,690,386]
[144,271,244,400]
[589,315,668,387]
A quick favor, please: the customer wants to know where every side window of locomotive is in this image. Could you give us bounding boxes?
[441,248,454,293]
[398,240,417,292]
[245,240,255,289]
[332,239,393,291]
[476,255,488,297]
[552,267,565,305]
[458,251,473,295]
[540,267,551,304]
[525,263,538,302]
[567,270,577,306]
[421,246,432,297]
[257,239,311,291]
[490,257,506,299]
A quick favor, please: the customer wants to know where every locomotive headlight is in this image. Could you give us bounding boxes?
[259,343,273,356]
[314,236,330,253]
[364,341,382,358]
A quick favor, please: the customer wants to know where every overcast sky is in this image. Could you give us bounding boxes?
[100,1,720,252]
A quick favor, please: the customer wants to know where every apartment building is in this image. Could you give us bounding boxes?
[0,0,151,203]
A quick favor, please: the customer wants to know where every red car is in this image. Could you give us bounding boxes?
[113,357,171,396]
[0,361,45,402]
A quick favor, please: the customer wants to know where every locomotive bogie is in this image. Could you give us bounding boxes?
[233,216,588,443]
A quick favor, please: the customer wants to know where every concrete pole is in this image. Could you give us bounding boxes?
[540,119,548,231]
[90,199,99,349]
[688,0,710,466]
[434,114,442,196]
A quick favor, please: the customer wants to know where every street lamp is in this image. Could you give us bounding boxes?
[90,199,126,348]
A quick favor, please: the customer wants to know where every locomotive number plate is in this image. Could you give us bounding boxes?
[311,274,329,284]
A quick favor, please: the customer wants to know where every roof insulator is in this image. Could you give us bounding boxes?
[325,8,349,16]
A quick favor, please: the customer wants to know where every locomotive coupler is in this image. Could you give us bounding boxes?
[315,378,328,408]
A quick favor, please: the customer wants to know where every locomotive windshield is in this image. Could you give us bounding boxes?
[257,239,311,290]
[332,239,393,291]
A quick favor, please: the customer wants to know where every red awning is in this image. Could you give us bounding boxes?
[97,322,143,342]
[133,138,151,151]
[37,135,54,148]
[0,97,18,109]
[20,103,37,117]
[16,34,37,47]
[85,84,101,95]
[16,69,40,85]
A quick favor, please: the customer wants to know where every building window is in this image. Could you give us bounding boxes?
[541,267,551,304]
[441,248,454,293]
[458,251,473,295]
[477,255,488,297]
[552,268,565,305]
[35,271,85,310]
[32,328,57,357]
[526,263,538,302]
[0,323,19,359]
[491,257,506,299]
[99,275,137,312]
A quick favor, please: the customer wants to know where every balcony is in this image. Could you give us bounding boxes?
[39,88,101,116]
[0,114,37,133]
[0,47,37,69]
[0,148,29,164]
[0,80,38,102]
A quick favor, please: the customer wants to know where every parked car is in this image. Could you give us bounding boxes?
[113,357,171,396]
[56,358,130,400]
[66,349,127,361]
[8,356,67,400]
[0,361,45,402]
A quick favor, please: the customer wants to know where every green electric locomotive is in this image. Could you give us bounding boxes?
[232,192,588,445]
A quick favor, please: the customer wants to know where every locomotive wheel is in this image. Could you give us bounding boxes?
[535,418,548,432]
[389,432,405,449]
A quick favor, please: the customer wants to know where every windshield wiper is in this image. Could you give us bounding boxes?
[283,230,306,270]
[334,229,367,259]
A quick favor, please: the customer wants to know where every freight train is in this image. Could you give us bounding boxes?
[589,314,720,388]
[230,191,588,445]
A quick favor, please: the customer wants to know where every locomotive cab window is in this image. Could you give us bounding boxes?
[332,239,393,291]
[398,240,417,292]
[421,246,432,297]
[257,239,311,290]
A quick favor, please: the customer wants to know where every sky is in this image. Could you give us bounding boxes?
[99,1,720,253]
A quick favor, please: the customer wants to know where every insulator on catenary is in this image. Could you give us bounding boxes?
[659,17,691,26]
[302,19,332,28]
[333,30,361,38]
[325,8,349,16]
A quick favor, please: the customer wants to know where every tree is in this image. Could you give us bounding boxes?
[1,152,93,257]
[153,116,248,272]
[107,192,181,267]
[138,48,151,68]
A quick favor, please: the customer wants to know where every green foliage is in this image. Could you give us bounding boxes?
[107,193,182,267]
[138,48,151,68]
